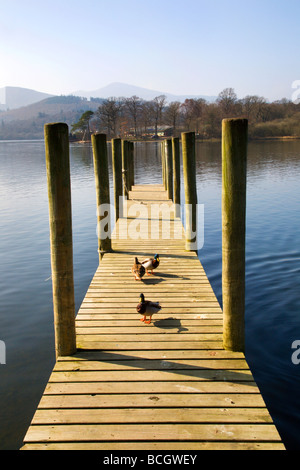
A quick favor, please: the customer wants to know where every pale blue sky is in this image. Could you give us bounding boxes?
[1,0,299,101]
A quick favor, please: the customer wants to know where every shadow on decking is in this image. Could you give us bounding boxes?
[154,317,189,333]
[136,273,191,285]
[155,272,190,280]
[69,350,256,385]
[111,250,197,260]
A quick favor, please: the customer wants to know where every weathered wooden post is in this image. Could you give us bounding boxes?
[122,140,129,198]
[182,132,197,251]
[131,142,135,188]
[44,122,76,358]
[112,138,122,221]
[161,140,166,189]
[172,136,180,217]
[222,118,248,352]
[92,133,112,261]
[165,138,173,200]
[128,141,135,190]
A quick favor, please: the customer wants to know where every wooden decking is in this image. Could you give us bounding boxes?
[22,185,284,450]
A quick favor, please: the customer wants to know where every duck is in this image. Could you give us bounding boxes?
[136,293,162,324]
[141,254,160,275]
[131,257,145,281]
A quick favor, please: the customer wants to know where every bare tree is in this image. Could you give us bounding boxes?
[124,95,142,137]
[241,95,267,122]
[164,101,181,134]
[181,99,194,131]
[203,103,221,138]
[151,95,167,136]
[181,98,207,134]
[140,100,153,135]
[217,88,238,117]
[97,97,123,137]
[192,98,206,134]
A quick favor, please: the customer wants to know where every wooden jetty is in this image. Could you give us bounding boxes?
[21,124,285,450]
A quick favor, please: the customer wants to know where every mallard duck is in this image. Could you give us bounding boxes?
[136,293,162,324]
[131,257,145,281]
[141,254,160,275]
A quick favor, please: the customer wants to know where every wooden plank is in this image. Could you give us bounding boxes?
[75,327,223,334]
[47,370,254,382]
[127,192,170,200]
[43,380,261,395]
[88,280,218,285]
[79,298,219,304]
[75,319,223,326]
[55,349,244,360]
[77,307,222,313]
[21,442,286,450]
[75,341,227,350]
[53,359,249,371]
[130,185,165,191]
[24,423,283,443]
[85,285,216,290]
[38,393,266,409]
[75,313,223,320]
[31,407,273,424]
[75,333,224,342]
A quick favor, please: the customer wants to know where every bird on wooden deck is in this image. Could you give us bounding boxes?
[136,293,162,324]
[131,257,145,281]
[141,254,160,275]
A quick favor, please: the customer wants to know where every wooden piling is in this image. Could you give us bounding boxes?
[128,141,134,190]
[122,140,129,199]
[172,137,180,217]
[222,118,248,352]
[91,133,112,260]
[112,138,122,221]
[182,131,197,251]
[164,139,173,200]
[161,140,166,189]
[44,123,76,358]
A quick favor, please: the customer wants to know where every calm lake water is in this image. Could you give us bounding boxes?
[0,139,299,450]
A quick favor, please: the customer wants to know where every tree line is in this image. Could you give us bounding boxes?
[71,88,300,140]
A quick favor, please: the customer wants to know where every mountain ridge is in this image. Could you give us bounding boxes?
[74,81,216,103]
[0,83,217,111]
[0,86,54,110]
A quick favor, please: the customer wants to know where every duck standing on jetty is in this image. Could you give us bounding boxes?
[141,254,160,275]
[136,293,162,324]
[131,257,145,281]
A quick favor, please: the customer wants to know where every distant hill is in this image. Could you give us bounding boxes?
[74,82,217,103]
[0,82,217,112]
[0,86,55,110]
[1,95,101,121]
[0,95,101,140]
